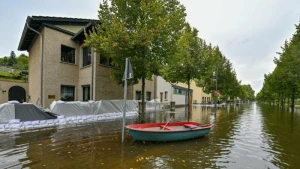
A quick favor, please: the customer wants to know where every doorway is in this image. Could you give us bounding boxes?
[9,86,26,103]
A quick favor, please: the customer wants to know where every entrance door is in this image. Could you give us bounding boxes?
[9,86,26,103]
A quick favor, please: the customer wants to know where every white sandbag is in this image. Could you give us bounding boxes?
[58,119,66,124]
[24,125,33,129]
[53,119,59,124]
[76,116,82,120]
[23,121,32,126]
[39,120,47,125]
[8,100,20,104]
[9,123,22,129]
[8,119,20,124]
[65,117,73,122]
[57,115,65,119]
[81,116,88,120]
[0,124,5,129]
[46,119,54,124]
[32,121,40,125]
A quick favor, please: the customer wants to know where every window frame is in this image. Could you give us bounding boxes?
[82,85,90,101]
[61,45,76,64]
[164,91,168,101]
[136,91,142,100]
[82,47,91,67]
[146,92,151,101]
[61,85,75,101]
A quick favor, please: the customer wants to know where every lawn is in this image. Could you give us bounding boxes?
[0,70,27,83]
[0,70,13,77]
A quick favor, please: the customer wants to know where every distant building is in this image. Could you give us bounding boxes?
[155,76,211,107]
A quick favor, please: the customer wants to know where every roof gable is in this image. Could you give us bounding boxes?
[18,16,99,51]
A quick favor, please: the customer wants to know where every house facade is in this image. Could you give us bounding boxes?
[156,76,211,106]
[18,16,155,108]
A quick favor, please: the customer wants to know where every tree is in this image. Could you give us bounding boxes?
[85,0,187,115]
[163,24,209,114]
[258,22,300,110]
[8,51,17,66]
[16,54,29,70]
[0,56,9,66]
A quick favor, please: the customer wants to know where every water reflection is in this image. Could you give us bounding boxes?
[0,103,299,168]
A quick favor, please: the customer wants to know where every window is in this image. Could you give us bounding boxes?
[61,45,75,64]
[173,87,187,95]
[100,53,107,65]
[61,85,75,101]
[164,91,168,100]
[82,47,91,67]
[136,91,141,100]
[146,92,151,101]
[100,53,115,67]
[82,85,90,101]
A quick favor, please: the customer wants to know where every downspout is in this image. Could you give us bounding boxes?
[91,48,94,100]
[27,23,43,107]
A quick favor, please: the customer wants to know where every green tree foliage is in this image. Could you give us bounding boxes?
[240,84,255,101]
[0,56,9,66]
[163,24,209,113]
[15,54,29,70]
[196,45,243,102]
[257,22,300,109]
[8,51,17,66]
[85,0,187,114]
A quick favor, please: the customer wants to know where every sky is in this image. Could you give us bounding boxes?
[1,0,300,94]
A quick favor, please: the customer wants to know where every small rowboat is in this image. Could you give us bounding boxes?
[126,122,211,142]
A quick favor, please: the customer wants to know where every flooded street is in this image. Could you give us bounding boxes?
[0,102,300,169]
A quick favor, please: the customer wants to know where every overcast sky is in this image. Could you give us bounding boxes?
[1,0,299,93]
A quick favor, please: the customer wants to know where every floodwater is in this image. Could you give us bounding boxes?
[0,102,300,169]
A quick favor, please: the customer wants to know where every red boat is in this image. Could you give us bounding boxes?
[126,121,211,142]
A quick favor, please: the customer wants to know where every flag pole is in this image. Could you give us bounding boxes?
[122,58,128,143]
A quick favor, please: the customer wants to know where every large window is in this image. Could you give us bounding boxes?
[61,85,75,101]
[82,85,90,101]
[146,92,151,101]
[173,88,187,95]
[136,91,141,100]
[61,45,75,64]
[82,47,91,67]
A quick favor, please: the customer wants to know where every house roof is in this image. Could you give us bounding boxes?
[71,21,99,41]
[18,16,99,51]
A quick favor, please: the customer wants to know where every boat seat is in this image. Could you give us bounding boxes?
[184,124,199,129]
[160,125,172,130]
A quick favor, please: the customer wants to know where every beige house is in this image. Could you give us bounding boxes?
[176,81,211,104]
[18,16,154,108]
[156,76,211,106]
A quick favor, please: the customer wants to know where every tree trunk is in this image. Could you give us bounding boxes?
[291,88,295,111]
[281,92,284,109]
[142,76,146,117]
[187,76,190,121]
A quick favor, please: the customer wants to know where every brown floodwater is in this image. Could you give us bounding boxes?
[0,102,300,169]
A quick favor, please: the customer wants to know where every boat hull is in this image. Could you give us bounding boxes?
[126,122,211,142]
